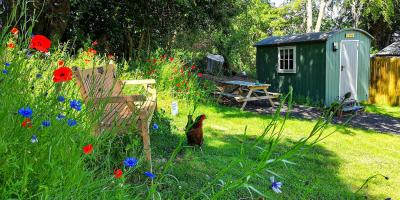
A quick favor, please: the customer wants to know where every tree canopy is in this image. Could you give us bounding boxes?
[1,0,399,71]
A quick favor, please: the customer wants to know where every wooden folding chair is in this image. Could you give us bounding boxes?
[73,64,157,171]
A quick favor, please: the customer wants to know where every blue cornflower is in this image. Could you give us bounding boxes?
[270,176,282,193]
[31,135,38,143]
[123,157,138,168]
[18,107,33,118]
[41,120,51,127]
[70,100,82,111]
[36,73,42,78]
[58,96,65,102]
[144,172,156,179]
[56,114,66,120]
[152,123,159,130]
[4,62,10,67]
[67,119,77,127]
[2,69,8,74]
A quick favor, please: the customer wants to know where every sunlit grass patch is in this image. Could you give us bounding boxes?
[152,97,400,199]
[364,103,400,118]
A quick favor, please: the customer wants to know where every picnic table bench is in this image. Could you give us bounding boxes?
[216,80,281,110]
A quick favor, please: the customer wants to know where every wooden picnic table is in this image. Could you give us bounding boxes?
[215,80,280,110]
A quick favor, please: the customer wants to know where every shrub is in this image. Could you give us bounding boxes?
[119,49,216,104]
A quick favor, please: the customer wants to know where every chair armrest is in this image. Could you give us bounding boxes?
[122,79,156,85]
[94,95,146,103]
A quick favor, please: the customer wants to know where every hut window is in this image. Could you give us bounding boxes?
[277,46,296,73]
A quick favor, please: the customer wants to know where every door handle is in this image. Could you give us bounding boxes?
[341,65,344,71]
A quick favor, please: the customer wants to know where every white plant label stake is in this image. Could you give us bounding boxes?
[171,101,179,116]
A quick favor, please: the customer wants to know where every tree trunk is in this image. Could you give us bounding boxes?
[125,29,133,61]
[306,0,313,33]
[146,27,151,55]
[351,0,363,28]
[136,30,146,59]
[314,0,328,32]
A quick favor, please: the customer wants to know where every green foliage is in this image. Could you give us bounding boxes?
[119,49,216,104]
[363,0,395,25]
[0,21,147,198]
[63,0,245,60]
[1,24,344,198]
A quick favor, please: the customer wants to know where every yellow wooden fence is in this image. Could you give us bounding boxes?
[369,57,400,106]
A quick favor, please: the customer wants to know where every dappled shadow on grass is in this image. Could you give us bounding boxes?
[214,100,400,135]
[205,102,358,138]
[335,112,400,135]
[148,124,369,199]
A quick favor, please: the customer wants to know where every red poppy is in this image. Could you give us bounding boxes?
[7,42,15,49]
[114,169,123,179]
[22,118,32,128]
[169,57,174,62]
[92,40,98,46]
[53,67,73,83]
[198,73,203,77]
[29,35,51,53]
[177,83,181,87]
[83,144,93,154]
[153,59,157,63]
[191,65,196,70]
[10,27,19,35]
[58,60,65,67]
[88,48,97,55]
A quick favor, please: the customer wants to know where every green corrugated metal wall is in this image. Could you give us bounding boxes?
[256,42,326,103]
[325,30,372,105]
[256,29,371,106]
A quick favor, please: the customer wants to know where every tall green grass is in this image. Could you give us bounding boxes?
[0,4,145,197]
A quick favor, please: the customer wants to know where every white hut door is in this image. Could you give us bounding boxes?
[340,40,359,99]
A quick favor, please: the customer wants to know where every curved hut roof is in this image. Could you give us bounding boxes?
[255,28,373,47]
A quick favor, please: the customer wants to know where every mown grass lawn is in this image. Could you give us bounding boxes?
[150,96,400,199]
[364,103,400,119]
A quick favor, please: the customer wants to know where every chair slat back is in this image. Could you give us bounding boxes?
[73,64,122,101]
